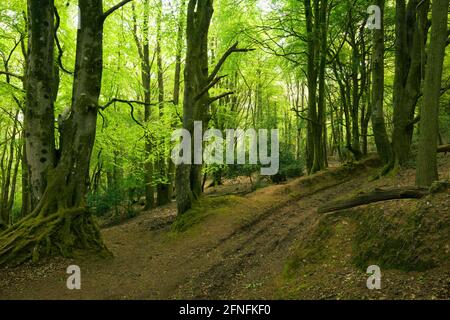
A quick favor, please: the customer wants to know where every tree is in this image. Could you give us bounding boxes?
[371,0,392,165]
[391,0,430,167]
[155,0,170,206]
[175,0,252,215]
[304,0,328,174]
[0,0,133,266]
[131,0,155,210]
[416,0,449,187]
[23,0,57,210]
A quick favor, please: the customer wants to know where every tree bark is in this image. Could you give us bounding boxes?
[416,0,449,187]
[156,0,170,206]
[304,0,327,174]
[318,187,429,214]
[168,0,186,201]
[24,0,56,209]
[392,0,430,166]
[371,0,392,164]
[132,0,155,210]
[176,0,214,215]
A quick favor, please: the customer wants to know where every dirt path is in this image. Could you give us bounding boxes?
[174,175,368,299]
[1,162,379,300]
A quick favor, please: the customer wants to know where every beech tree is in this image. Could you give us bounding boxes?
[0,0,133,265]
[416,0,449,187]
[370,0,392,165]
[175,0,252,215]
[391,0,430,168]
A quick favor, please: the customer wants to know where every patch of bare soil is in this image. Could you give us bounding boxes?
[0,155,448,300]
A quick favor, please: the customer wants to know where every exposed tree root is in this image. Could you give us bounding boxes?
[0,208,110,266]
[318,187,429,214]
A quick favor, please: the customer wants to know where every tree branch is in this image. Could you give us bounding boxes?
[54,6,73,75]
[0,71,23,81]
[103,0,134,21]
[207,42,255,84]
[291,108,315,123]
[99,99,144,127]
[208,91,234,104]
[195,75,228,101]
[100,98,163,110]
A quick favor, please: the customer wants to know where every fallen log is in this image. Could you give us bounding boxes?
[438,144,450,153]
[318,187,430,214]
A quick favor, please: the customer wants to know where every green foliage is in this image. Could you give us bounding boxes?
[87,174,143,222]
[271,144,304,183]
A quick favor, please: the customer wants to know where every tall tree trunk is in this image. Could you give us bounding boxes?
[176,0,214,215]
[0,112,20,227]
[24,0,56,210]
[175,0,251,214]
[168,0,186,200]
[132,0,155,210]
[392,0,430,166]
[371,0,392,165]
[304,0,324,174]
[156,0,170,206]
[416,0,448,187]
[317,0,328,170]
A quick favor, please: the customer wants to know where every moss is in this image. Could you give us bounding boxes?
[352,205,444,272]
[0,207,110,266]
[171,195,245,233]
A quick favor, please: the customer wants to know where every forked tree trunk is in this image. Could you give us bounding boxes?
[0,0,131,266]
[391,0,429,167]
[175,0,252,214]
[176,0,214,215]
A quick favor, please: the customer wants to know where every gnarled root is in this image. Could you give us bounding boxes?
[0,208,110,266]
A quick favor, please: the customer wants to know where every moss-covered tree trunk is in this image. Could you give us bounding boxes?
[416,0,448,187]
[391,0,430,167]
[371,0,392,165]
[0,0,132,266]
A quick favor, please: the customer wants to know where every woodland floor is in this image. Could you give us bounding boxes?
[0,156,449,300]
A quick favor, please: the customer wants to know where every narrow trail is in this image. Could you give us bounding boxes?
[0,165,375,300]
[174,172,371,299]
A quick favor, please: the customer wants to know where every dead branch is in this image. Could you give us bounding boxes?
[318,187,430,214]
